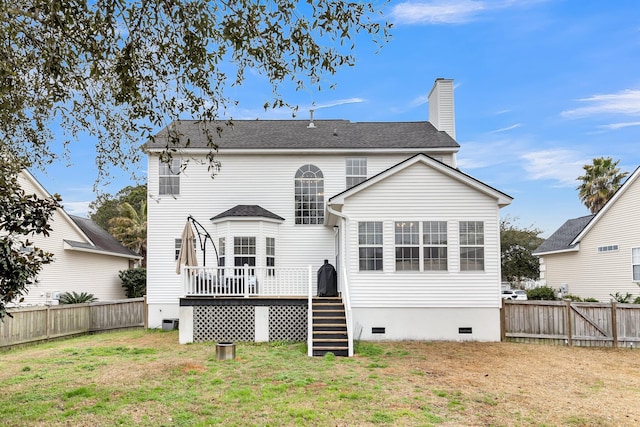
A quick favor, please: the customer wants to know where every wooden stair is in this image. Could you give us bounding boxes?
[312,296,349,357]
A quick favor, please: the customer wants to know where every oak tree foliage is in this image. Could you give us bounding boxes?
[2,0,391,182]
[0,150,60,319]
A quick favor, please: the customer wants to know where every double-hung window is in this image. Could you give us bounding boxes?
[218,238,226,268]
[459,221,484,271]
[266,237,276,276]
[159,158,181,195]
[234,237,256,270]
[346,158,367,189]
[423,221,448,271]
[358,222,383,271]
[395,222,420,271]
[633,248,640,281]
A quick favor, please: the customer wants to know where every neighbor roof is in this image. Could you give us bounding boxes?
[66,215,141,258]
[145,119,460,151]
[532,215,595,255]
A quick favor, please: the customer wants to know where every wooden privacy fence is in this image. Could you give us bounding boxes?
[501,300,640,348]
[0,298,146,349]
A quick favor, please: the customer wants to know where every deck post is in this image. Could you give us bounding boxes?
[308,265,313,357]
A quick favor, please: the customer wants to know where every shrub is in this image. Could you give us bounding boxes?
[527,286,557,301]
[59,291,97,304]
[563,294,583,302]
[584,297,599,302]
[119,268,146,298]
[610,292,632,303]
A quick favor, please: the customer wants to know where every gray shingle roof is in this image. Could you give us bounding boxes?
[211,205,285,222]
[66,215,140,258]
[533,215,595,254]
[145,119,460,151]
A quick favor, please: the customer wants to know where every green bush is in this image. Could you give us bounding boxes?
[610,292,632,303]
[584,297,599,302]
[59,291,97,304]
[632,296,640,304]
[563,294,583,302]
[119,268,146,298]
[527,286,557,301]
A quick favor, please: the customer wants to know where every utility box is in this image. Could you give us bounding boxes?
[162,318,179,331]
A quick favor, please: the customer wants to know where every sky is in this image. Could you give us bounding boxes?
[32,0,640,237]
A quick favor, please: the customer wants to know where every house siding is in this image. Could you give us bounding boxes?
[342,162,502,308]
[15,173,129,305]
[543,174,640,301]
[147,152,456,324]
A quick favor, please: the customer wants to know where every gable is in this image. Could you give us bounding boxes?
[328,154,512,210]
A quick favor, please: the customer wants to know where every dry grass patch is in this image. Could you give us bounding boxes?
[1,331,640,426]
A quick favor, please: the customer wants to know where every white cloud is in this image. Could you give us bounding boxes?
[598,121,640,130]
[561,89,640,118]
[311,98,366,110]
[489,123,522,133]
[390,0,487,24]
[520,149,588,187]
[456,139,522,169]
[389,0,546,25]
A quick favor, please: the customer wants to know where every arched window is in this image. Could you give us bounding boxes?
[295,164,324,224]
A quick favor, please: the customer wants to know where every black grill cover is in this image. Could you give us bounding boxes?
[317,260,338,297]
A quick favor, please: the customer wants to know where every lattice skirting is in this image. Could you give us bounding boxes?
[193,304,306,342]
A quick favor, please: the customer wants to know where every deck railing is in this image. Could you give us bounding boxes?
[182,265,315,297]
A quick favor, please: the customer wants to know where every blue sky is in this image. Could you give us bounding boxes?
[32,0,640,237]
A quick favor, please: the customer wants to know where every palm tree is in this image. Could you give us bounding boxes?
[108,201,147,266]
[577,157,628,214]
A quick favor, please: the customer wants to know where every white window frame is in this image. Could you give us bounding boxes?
[159,158,181,195]
[395,221,420,271]
[459,221,484,271]
[423,221,448,271]
[266,237,275,276]
[633,247,640,281]
[294,164,324,225]
[358,222,383,271]
[218,237,226,267]
[598,245,619,253]
[234,236,256,269]
[346,157,367,189]
[174,238,195,260]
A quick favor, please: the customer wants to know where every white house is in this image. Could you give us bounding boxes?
[145,78,513,354]
[15,170,141,305]
[533,165,640,301]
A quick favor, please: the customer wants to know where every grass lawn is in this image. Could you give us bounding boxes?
[1,330,640,426]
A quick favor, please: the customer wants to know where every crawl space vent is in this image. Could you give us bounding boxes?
[458,327,472,334]
[372,327,386,334]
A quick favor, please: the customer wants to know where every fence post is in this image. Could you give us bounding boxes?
[244,263,249,298]
[565,300,572,347]
[611,302,618,348]
[500,300,506,342]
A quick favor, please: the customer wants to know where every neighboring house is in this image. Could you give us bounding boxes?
[14,170,142,305]
[145,78,513,350]
[533,165,640,301]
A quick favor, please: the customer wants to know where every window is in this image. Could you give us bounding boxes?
[295,164,324,224]
[423,221,448,271]
[358,222,383,271]
[266,237,275,276]
[395,222,420,271]
[234,237,256,268]
[175,238,195,260]
[598,245,619,253]
[346,158,367,189]
[459,221,484,271]
[159,158,181,195]
[218,238,226,267]
[633,248,640,281]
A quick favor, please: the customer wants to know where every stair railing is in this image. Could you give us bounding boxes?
[307,265,313,357]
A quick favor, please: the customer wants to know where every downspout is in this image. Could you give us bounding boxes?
[326,203,354,357]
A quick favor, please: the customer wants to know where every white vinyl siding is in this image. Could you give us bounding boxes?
[542,170,640,301]
[340,161,502,309]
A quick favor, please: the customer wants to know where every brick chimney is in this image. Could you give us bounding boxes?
[428,78,456,140]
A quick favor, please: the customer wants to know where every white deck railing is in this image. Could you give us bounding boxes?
[182,265,315,297]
